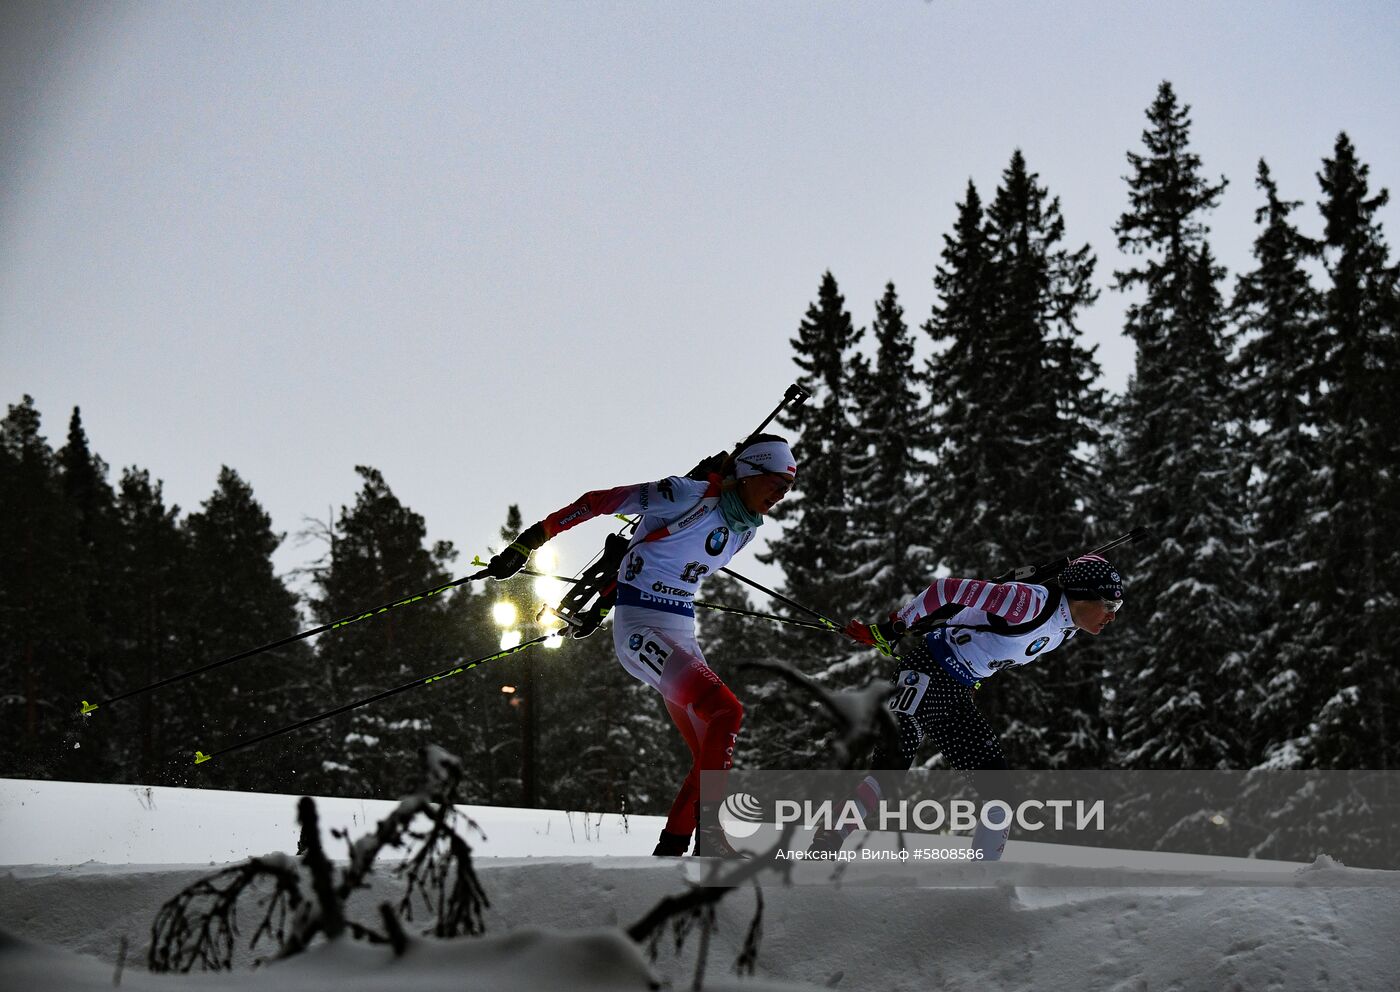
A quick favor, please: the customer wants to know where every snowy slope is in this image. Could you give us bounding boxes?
[0,777,653,864]
[3,778,1399,991]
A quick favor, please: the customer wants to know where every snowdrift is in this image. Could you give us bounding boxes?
[3,778,1399,991]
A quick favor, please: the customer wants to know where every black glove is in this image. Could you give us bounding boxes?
[566,582,619,639]
[485,522,548,579]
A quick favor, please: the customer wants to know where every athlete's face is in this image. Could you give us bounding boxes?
[1069,597,1118,635]
[738,472,795,515]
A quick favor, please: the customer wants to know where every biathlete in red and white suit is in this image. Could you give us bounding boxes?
[485,435,797,857]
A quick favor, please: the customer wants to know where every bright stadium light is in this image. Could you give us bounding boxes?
[534,575,568,599]
[499,630,522,651]
[532,546,566,599]
[544,634,564,650]
[492,601,518,627]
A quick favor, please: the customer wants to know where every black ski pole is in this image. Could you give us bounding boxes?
[471,557,837,633]
[192,633,553,765]
[80,569,490,717]
[696,598,835,633]
[716,566,843,632]
[471,558,598,586]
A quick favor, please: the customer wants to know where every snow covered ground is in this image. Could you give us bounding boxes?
[3,778,1399,991]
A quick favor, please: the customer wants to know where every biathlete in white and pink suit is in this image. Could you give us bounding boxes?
[820,554,1126,860]
[484,435,797,857]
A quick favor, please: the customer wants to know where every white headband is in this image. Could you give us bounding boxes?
[735,440,797,479]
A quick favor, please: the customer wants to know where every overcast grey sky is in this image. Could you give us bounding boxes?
[3,1,1398,598]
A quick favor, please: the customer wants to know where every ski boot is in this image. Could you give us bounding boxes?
[971,820,1009,861]
[806,826,845,857]
[693,802,746,859]
[652,829,692,857]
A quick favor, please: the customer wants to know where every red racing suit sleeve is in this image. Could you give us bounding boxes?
[540,484,648,539]
[893,577,1050,628]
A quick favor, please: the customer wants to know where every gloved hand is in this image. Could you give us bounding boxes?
[843,617,906,657]
[567,605,610,639]
[485,544,529,580]
[485,522,548,580]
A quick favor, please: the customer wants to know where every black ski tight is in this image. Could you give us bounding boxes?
[869,635,1009,794]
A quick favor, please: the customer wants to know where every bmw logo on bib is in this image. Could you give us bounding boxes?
[705,526,730,556]
[628,633,644,651]
[1025,635,1051,656]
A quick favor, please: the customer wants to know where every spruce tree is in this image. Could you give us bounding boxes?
[437,584,507,804]
[762,271,864,627]
[924,181,997,566]
[54,408,121,781]
[1108,82,1249,769]
[482,503,557,807]
[924,154,1106,767]
[984,151,1102,552]
[755,269,868,750]
[182,467,308,791]
[1230,160,1325,767]
[1304,134,1400,768]
[0,398,85,776]
[441,506,524,805]
[980,150,1105,768]
[309,466,456,796]
[754,273,895,772]
[57,408,116,563]
[847,283,935,619]
[110,467,193,783]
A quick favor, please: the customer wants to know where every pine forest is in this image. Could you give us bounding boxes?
[4,83,1398,815]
